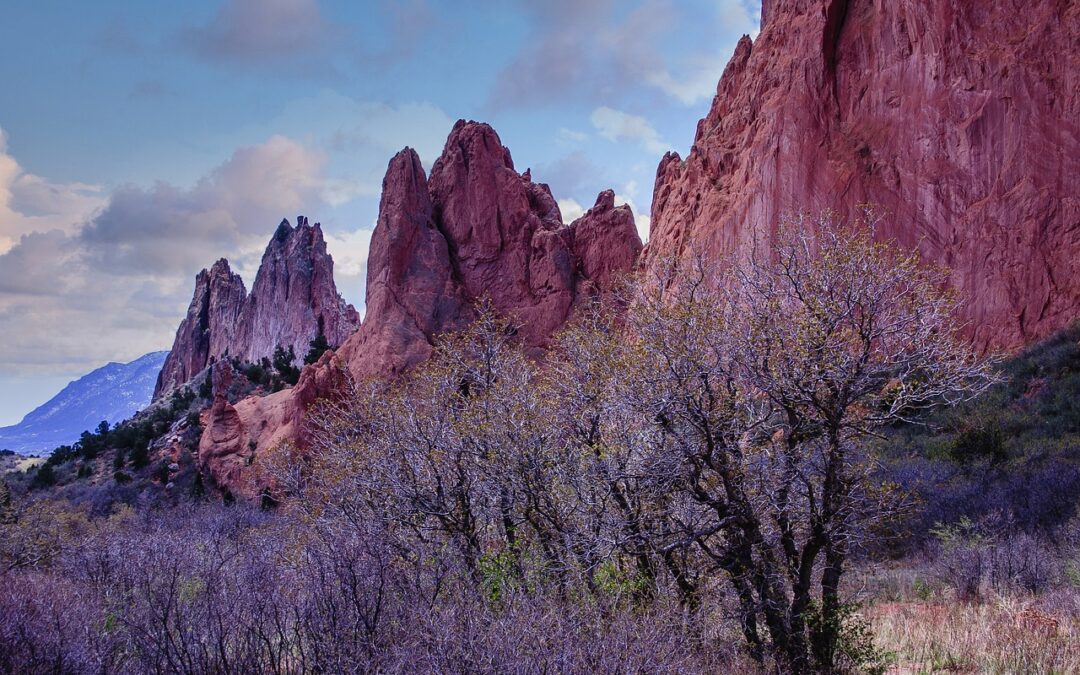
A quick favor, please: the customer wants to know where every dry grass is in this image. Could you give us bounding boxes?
[0,454,43,475]
[869,598,1080,674]
[15,457,44,473]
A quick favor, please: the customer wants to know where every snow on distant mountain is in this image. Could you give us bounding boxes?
[0,352,168,456]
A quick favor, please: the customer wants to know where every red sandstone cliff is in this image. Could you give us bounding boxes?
[647,0,1080,351]
[336,121,642,381]
[155,218,359,398]
[199,121,643,491]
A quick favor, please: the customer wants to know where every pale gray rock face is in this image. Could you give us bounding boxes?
[154,220,359,399]
[235,217,360,367]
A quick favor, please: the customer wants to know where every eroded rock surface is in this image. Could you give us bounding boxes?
[155,219,359,398]
[155,260,247,398]
[202,121,643,493]
[647,0,1080,351]
[236,217,360,366]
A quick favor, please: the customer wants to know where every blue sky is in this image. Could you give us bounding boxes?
[0,0,760,425]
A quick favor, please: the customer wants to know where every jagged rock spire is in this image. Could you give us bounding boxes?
[154,219,359,399]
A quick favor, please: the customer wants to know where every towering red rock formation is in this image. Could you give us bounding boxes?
[201,121,644,492]
[333,145,465,380]
[647,0,1080,351]
[155,219,359,398]
[336,120,642,380]
[155,259,247,397]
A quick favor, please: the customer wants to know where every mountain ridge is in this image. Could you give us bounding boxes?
[0,351,168,455]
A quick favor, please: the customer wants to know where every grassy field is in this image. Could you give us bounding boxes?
[848,558,1080,674]
[871,598,1079,674]
[0,452,42,475]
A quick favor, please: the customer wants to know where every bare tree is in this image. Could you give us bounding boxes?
[604,211,997,671]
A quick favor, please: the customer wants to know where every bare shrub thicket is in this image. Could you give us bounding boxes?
[287,213,995,673]
[930,517,1064,601]
[0,213,996,674]
[0,503,729,673]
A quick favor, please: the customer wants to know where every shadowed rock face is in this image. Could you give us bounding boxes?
[647,0,1080,352]
[154,220,360,399]
[155,259,247,398]
[236,217,361,366]
[201,121,644,493]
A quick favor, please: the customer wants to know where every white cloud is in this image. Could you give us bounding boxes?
[79,135,328,277]
[0,131,334,380]
[492,0,759,108]
[323,227,375,317]
[644,62,725,106]
[557,198,586,223]
[556,128,588,147]
[0,128,106,254]
[323,227,373,279]
[613,191,651,243]
[590,106,669,155]
[634,213,651,243]
[637,0,759,105]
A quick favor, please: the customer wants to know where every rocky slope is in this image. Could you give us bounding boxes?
[199,121,643,492]
[647,0,1080,351]
[0,352,168,455]
[154,219,359,398]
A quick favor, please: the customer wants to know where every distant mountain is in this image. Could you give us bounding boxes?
[0,352,168,455]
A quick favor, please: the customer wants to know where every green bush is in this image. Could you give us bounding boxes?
[32,463,57,488]
[273,345,300,387]
[304,332,331,365]
[808,601,892,675]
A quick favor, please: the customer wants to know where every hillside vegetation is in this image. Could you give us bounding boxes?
[2,221,1079,674]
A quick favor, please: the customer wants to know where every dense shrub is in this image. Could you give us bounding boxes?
[0,504,740,673]
[0,214,1020,674]
[880,322,1080,549]
[930,518,1062,600]
[304,331,331,365]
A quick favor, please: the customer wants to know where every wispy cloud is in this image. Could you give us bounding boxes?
[0,131,335,378]
[590,106,669,154]
[489,0,758,108]
[80,135,327,276]
[0,128,105,254]
[177,0,338,67]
